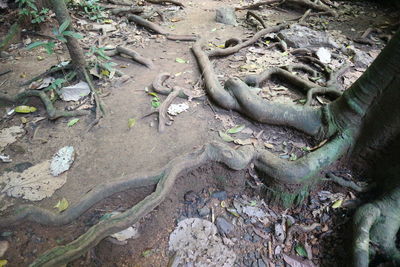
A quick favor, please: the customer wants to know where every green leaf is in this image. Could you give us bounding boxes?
[0,259,7,267]
[332,199,343,209]
[54,198,69,212]
[227,125,245,134]
[142,249,153,257]
[62,31,83,39]
[295,243,308,258]
[289,153,298,161]
[148,92,158,97]
[26,41,47,50]
[218,131,234,142]
[151,98,160,108]
[15,105,37,113]
[59,20,70,33]
[56,35,67,43]
[128,118,136,128]
[175,57,187,64]
[67,118,80,127]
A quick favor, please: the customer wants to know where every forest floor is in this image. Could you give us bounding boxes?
[0,0,399,266]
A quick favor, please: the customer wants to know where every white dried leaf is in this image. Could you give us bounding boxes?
[60,81,90,102]
[51,146,75,176]
[316,47,331,64]
[167,103,189,116]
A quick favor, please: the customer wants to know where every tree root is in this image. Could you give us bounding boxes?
[246,11,266,29]
[104,46,154,69]
[145,0,184,7]
[110,7,144,16]
[325,172,369,192]
[29,142,254,266]
[207,24,288,57]
[151,72,205,100]
[353,186,400,267]
[127,15,197,41]
[0,90,90,120]
[236,0,337,17]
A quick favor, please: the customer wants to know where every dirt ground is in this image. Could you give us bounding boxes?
[0,0,399,266]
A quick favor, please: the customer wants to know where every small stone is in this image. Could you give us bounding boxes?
[0,51,10,58]
[216,7,237,26]
[244,233,252,241]
[211,191,227,200]
[252,234,261,243]
[197,206,210,217]
[216,216,234,236]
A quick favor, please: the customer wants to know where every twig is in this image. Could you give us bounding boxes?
[145,0,184,7]
[246,11,266,28]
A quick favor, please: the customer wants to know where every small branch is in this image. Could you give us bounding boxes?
[20,63,73,86]
[127,15,197,41]
[158,87,181,132]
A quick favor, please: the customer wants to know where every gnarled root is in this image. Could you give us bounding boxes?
[127,15,197,41]
[0,90,90,120]
[104,46,154,68]
[236,0,337,17]
[29,142,254,266]
[353,186,400,267]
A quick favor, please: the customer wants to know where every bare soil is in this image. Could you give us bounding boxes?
[0,0,398,266]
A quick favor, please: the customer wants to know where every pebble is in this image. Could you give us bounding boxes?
[216,216,234,236]
[211,191,227,200]
[197,206,210,217]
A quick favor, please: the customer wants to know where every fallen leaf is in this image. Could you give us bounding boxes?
[332,199,343,209]
[142,249,153,257]
[0,259,7,267]
[20,117,28,124]
[54,197,69,212]
[67,118,79,127]
[0,126,25,151]
[0,161,67,201]
[264,142,274,149]
[175,58,187,64]
[295,244,308,257]
[219,131,234,142]
[227,125,245,134]
[128,118,136,128]
[15,105,37,113]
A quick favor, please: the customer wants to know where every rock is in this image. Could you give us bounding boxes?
[278,25,339,49]
[197,206,210,217]
[212,190,228,200]
[216,216,234,236]
[274,223,286,242]
[0,51,10,58]
[216,7,237,26]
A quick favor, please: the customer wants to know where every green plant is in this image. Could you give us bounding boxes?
[68,0,106,22]
[17,0,50,24]
[27,20,83,54]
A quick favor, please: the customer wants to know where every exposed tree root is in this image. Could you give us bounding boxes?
[151,72,205,100]
[104,46,154,68]
[325,172,369,192]
[145,0,184,7]
[29,142,254,266]
[353,186,400,267]
[246,11,266,29]
[0,90,90,120]
[236,0,337,17]
[110,6,144,16]
[207,24,288,57]
[127,14,197,41]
